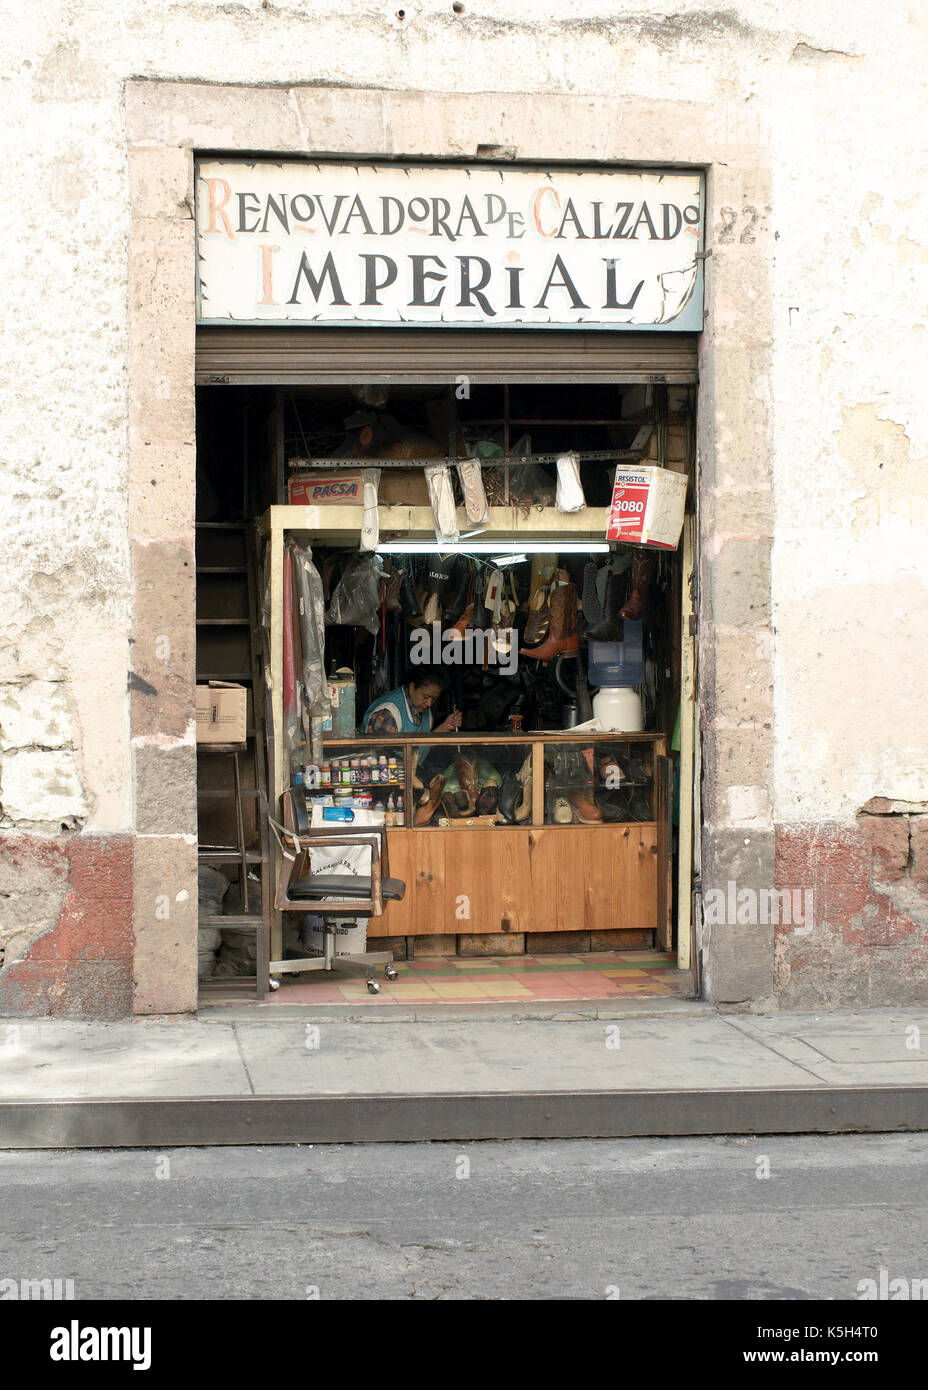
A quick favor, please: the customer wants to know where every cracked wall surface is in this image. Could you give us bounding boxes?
[1,1,926,1013]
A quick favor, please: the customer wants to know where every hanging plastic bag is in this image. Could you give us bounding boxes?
[359,467,381,553]
[282,545,300,754]
[291,542,333,718]
[326,554,385,635]
[556,451,587,513]
[455,459,490,527]
[425,463,459,545]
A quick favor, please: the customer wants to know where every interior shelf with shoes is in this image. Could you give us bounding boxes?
[318,732,662,830]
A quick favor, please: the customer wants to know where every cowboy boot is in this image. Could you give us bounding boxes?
[585,570,625,642]
[415,773,446,826]
[399,568,422,621]
[581,562,602,625]
[454,754,478,813]
[521,581,551,647]
[619,551,657,621]
[476,783,499,816]
[384,565,403,613]
[519,581,579,660]
[443,558,471,625]
[499,772,520,823]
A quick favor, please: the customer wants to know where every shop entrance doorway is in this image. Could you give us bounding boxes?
[194,334,699,1006]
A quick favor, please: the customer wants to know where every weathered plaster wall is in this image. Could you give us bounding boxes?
[0,1,925,1014]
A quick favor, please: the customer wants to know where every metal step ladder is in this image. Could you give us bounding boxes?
[196,521,271,1000]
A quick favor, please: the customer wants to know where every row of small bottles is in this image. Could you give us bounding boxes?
[316,755,403,786]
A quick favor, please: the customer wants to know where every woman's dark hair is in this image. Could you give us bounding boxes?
[406,667,448,693]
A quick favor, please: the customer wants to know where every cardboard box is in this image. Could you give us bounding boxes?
[606,464,688,550]
[196,682,248,744]
[378,467,431,506]
[288,472,365,506]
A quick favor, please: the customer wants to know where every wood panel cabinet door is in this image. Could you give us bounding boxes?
[528,826,658,932]
[580,825,658,931]
[369,823,658,937]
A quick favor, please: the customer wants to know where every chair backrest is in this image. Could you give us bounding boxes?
[276,787,391,916]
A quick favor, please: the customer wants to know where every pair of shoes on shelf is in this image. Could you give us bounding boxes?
[547,792,602,824]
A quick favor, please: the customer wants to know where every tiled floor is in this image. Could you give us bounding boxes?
[264,950,691,1006]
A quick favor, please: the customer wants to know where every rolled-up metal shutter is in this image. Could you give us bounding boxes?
[195,327,697,385]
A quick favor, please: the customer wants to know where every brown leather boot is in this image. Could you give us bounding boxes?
[454,755,478,813]
[520,581,579,660]
[415,774,446,826]
[619,550,657,621]
[570,789,603,823]
[521,582,551,647]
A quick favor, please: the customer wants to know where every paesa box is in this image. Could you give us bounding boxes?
[288,473,364,506]
[606,464,688,550]
[196,682,248,744]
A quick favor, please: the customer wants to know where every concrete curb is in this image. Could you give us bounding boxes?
[3,1086,927,1148]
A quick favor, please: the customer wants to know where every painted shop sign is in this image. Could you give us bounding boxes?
[195,160,704,331]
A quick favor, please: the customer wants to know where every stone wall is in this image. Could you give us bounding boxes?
[1,2,926,1014]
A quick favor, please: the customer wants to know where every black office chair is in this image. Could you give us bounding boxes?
[271,786,405,993]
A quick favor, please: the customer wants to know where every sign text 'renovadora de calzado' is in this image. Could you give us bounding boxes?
[195,161,704,330]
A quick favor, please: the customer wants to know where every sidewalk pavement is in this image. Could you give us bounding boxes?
[2,1003,927,1146]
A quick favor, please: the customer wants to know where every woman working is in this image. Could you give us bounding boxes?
[362,668,462,735]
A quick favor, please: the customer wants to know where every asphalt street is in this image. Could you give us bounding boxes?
[1,1134,926,1300]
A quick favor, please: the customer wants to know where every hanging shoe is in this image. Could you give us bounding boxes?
[422,592,442,625]
[521,582,551,647]
[581,562,602,625]
[442,558,471,625]
[619,551,658,621]
[384,565,403,613]
[519,581,578,660]
[399,568,422,621]
[585,571,625,642]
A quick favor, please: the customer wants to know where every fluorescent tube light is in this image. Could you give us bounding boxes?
[376,541,610,554]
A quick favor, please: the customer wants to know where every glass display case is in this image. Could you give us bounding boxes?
[408,740,534,827]
[303,732,669,941]
[543,740,656,825]
[316,733,661,828]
